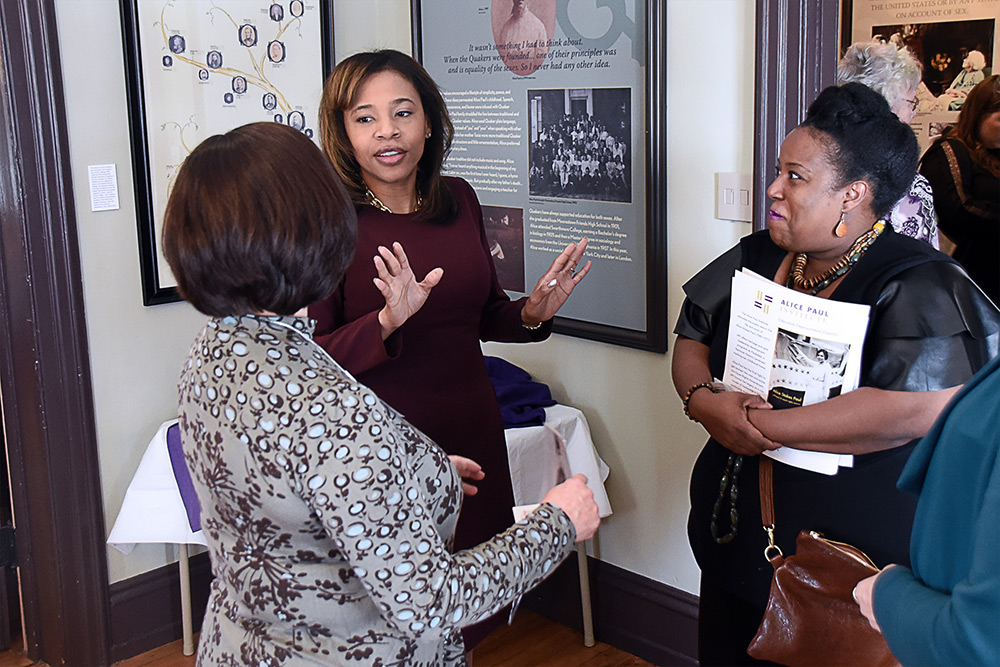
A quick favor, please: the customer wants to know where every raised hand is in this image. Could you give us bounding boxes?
[448,455,485,496]
[520,238,591,327]
[373,242,444,340]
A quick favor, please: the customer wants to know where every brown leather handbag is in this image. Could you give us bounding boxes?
[746,457,900,666]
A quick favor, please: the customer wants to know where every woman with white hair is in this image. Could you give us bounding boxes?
[838,40,940,247]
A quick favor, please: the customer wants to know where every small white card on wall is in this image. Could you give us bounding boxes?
[88,163,120,212]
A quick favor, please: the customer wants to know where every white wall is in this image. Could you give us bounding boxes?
[54,0,756,594]
[333,0,413,59]
[54,0,209,583]
[485,1,756,593]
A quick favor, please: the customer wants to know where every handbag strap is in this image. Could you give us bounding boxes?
[758,456,783,566]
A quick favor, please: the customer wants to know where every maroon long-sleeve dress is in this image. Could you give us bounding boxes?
[309,177,551,647]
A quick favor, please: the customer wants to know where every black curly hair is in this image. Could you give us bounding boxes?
[801,82,918,219]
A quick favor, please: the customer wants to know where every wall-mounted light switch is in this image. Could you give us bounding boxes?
[716,172,752,222]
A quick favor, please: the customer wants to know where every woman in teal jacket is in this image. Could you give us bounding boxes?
[854,353,1000,665]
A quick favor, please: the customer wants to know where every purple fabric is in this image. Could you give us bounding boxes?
[485,356,555,428]
[166,422,202,532]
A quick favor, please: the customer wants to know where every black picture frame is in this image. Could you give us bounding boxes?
[120,0,335,305]
[411,0,667,353]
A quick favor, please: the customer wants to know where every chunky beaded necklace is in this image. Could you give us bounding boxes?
[365,186,422,214]
[786,220,886,295]
[710,453,742,544]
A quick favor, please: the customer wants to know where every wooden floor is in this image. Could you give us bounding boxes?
[2,610,654,666]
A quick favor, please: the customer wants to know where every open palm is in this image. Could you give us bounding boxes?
[373,242,444,338]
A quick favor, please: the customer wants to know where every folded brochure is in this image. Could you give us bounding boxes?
[723,269,871,474]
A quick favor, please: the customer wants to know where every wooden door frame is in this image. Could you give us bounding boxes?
[0,1,112,664]
[753,0,841,231]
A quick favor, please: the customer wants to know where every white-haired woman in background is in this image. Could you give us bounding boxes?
[838,40,940,247]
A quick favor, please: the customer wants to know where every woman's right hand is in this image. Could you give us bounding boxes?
[688,390,781,456]
[540,473,600,542]
[373,242,444,340]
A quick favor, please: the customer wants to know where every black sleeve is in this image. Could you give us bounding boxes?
[865,261,1000,391]
[672,244,742,344]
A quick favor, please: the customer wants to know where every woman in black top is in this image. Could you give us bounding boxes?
[920,74,999,303]
[672,84,999,665]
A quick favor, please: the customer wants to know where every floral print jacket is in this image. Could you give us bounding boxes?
[178,315,575,666]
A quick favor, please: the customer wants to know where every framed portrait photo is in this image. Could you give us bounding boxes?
[120,0,334,305]
[412,0,667,352]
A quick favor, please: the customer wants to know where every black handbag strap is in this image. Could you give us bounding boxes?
[759,456,783,565]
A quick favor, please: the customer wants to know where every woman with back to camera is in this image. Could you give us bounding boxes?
[671,83,999,665]
[162,122,599,666]
[310,49,591,651]
[852,351,1000,666]
[920,74,1000,304]
[837,39,939,247]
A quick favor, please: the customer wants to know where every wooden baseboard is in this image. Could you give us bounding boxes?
[523,555,699,666]
[108,552,212,662]
[107,551,698,665]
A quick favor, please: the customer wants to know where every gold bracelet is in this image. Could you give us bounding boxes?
[682,382,717,422]
[521,319,543,330]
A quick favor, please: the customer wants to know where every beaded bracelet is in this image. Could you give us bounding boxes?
[682,382,717,421]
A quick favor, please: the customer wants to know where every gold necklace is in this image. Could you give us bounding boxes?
[364,186,422,214]
[787,220,886,295]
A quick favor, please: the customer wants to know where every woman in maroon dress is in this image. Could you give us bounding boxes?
[311,49,590,653]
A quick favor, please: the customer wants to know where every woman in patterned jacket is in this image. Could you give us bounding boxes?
[161,122,599,666]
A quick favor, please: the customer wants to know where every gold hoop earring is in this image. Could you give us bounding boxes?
[834,210,847,238]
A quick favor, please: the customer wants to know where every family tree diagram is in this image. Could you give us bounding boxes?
[136,0,325,287]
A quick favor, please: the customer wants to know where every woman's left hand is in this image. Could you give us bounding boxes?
[520,238,592,326]
[853,565,897,633]
[448,455,485,496]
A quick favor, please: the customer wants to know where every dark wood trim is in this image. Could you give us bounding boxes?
[524,555,698,666]
[109,552,212,662]
[753,0,841,231]
[106,550,696,665]
[0,1,112,664]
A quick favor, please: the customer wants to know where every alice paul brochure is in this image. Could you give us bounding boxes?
[723,269,871,475]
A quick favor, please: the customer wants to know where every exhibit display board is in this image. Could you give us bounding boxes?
[122,0,333,304]
[847,0,998,152]
[413,0,667,351]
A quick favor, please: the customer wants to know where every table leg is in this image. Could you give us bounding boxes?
[179,543,194,656]
[577,542,595,647]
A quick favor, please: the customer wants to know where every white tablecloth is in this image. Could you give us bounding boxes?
[107,419,206,553]
[505,404,613,518]
[108,404,612,550]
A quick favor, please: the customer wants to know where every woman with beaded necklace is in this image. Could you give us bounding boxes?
[671,83,999,665]
[310,50,591,654]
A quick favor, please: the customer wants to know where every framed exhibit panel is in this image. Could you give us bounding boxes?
[412,0,667,352]
[120,0,334,305]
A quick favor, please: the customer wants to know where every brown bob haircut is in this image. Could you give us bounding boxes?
[162,122,357,317]
[319,49,459,223]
